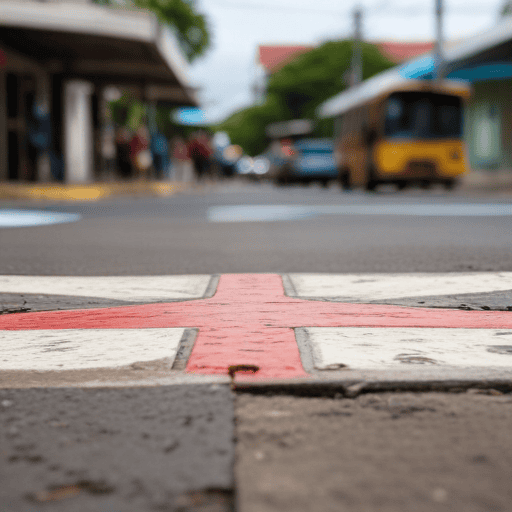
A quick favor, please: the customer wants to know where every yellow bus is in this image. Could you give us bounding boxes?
[320,76,471,191]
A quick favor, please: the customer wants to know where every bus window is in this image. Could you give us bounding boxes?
[433,103,462,138]
[384,92,462,140]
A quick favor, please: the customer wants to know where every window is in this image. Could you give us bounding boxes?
[384,92,462,139]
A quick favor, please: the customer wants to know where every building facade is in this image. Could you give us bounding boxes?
[0,0,196,183]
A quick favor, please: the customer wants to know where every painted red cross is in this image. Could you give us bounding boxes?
[1,274,512,380]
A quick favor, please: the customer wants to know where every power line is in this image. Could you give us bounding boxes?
[209,0,348,15]
[210,0,499,17]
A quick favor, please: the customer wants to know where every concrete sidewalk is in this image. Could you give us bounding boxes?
[2,272,512,512]
[0,169,512,201]
[2,272,512,390]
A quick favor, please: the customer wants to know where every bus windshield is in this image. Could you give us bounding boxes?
[384,92,462,140]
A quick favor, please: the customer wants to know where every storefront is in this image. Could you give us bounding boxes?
[0,1,197,183]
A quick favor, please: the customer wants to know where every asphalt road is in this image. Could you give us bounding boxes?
[1,181,512,275]
[2,179,512,512]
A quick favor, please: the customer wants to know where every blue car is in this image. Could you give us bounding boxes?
[273,138,337,186]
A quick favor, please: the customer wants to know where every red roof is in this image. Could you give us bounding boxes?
[258,45,314,73]
[376,41,434,63]
[257,42,434,75]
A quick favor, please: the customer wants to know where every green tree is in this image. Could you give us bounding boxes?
[217,40,395,155]
[217,93,289,156]
[500,0,512,17]
[93,0,210,61]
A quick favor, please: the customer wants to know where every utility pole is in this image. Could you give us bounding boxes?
[350,6,363,87]
[434,0,444,81]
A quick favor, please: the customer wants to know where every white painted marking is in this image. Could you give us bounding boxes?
[0,328,184,370]
[0,275,211,301]
[208,203,512,222]
[0,209,81,228]
[289,273,512,300]
[307,328,512,370]
[208,205,314,222]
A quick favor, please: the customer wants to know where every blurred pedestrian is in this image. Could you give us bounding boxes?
[130,125,152,179]
[150,130,169,180]
[187,130,212,181]
[115,126,132,179]
[171,136,194,182]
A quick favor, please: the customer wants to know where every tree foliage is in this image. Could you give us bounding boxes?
[216,40,395,156]
[93,0,210,61]
[500,0,512,17]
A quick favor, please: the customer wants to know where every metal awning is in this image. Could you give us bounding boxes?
[0,1,197,105]
[444,16,512,70]
[319,17,512,118]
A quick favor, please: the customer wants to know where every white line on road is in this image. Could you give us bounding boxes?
[289,273,512,301]
[306,327,512,370]
[0,209,81,228]
[0,275,212,301]
[208,203,512,222]
[0,328,184,370]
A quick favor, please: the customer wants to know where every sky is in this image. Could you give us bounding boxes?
[187,0,506,124]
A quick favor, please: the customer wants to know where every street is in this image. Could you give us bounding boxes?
[2,180,512,512]
[1,181,512,275]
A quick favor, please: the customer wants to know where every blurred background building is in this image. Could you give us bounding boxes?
[0,0,196,184]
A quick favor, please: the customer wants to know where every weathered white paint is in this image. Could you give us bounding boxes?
[0,275,211,301]
[289,273,512,301]
[0,328,184,371]
[306,327,512,370]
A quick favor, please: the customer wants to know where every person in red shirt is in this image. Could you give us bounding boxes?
[187,130,212,181]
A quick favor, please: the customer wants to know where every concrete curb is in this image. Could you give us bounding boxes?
[233,378,512,397]
[0,181,189,201]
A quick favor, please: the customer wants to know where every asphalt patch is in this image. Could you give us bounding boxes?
[0,385,234,511]
[0,293,208,314]
[371,290,512,311]
[305,290,512,311]
[0,293,139,314]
